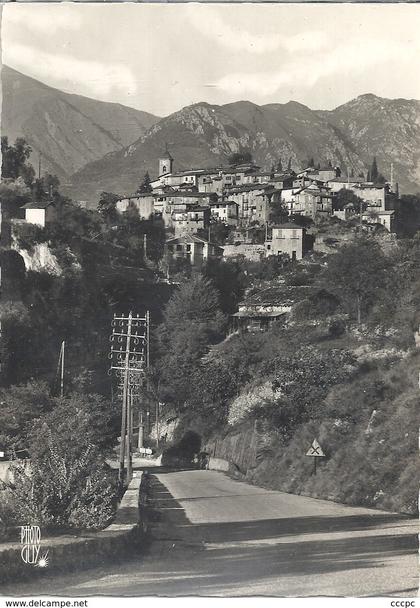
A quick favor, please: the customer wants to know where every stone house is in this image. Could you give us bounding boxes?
[362,208,395,232]
[210,201,239,225]
[154,191,216,225]
[265,223,307,260]
[354,183,397,212]
[172,205,211,236]
[165,234,223,266]
[291,184,333,218]
[226,184,270,225]
[116,194,154,219]
[327,176,366,192]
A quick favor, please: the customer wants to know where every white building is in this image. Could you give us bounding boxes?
[21,201,56,228]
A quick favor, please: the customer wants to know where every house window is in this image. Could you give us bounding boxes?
[186,244,191,252]
[176,244,182,251]
[267,244,271,250]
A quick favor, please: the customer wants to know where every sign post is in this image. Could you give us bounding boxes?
[306,438,325,475]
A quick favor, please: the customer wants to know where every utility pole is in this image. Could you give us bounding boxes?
[60,341,65,398]
[109,312,150,486]
[156,403,160,448]
[126,384,133,482]
[120,311,132,485]
[56,341,65,397]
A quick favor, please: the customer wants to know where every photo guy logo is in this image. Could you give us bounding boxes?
[20,525,49,567]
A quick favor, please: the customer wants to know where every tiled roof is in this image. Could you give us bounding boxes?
[21,201,54,209]
[240,285,313,306]
[328,177,365,183]
[272,223,305,230]
[159,191,213,198]
[166,234,223,249]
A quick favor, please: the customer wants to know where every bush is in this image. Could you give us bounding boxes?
[0,391,119,533]
[13,222,46,251]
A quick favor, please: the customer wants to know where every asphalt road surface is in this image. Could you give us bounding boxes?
[4,469,418,597]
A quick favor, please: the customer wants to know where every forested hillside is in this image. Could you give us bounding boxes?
[151,239,420,515]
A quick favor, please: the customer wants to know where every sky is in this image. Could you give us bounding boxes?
[2,3,420,117]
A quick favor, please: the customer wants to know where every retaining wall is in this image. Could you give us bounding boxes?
[208,457,230,472]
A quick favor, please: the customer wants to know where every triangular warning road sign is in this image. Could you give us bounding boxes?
[306,438,325,457]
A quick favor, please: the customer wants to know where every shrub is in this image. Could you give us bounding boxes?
[13,222,46,251]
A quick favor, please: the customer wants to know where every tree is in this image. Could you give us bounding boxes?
[0,380,54,452]
[322,237,393,324]
[333,188,364,212]
[3,396,117,530]
[32,174,60,201]
[370,157,379,182]
[156,276,226,409]
[137,172,152,194]
[287,157,292,171]
[202,258,246,314]
[269,199,289,224]
[276,158,283,173]
[396,194,420,237]
[262,346,356,436]
[228,150,253,166]
[98,191,119,223]
[1,137,35,185]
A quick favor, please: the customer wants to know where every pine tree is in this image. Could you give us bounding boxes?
[370,156,379,183]
[287,157,292,171]
[137,171,152,194]
[276,158,283,173]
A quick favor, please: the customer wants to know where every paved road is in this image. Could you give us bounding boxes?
[3,470,418,596]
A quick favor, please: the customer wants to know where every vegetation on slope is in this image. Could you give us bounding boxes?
[154,236,420,515]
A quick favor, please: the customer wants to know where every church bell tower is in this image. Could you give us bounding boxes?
[159,145,174,176]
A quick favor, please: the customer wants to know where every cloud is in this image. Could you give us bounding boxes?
[4,4,82,33]
[185,5,327,55]
[214,38,420,98]
[4,43,138,99]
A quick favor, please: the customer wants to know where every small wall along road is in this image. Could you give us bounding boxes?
[0,472,149,585]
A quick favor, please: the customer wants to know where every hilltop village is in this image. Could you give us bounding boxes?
[110,149,398,264]
[15,148,404,332]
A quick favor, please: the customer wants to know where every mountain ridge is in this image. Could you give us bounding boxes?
[3,67,419,201]
[70,92,420,202]
[1,65,160,179]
